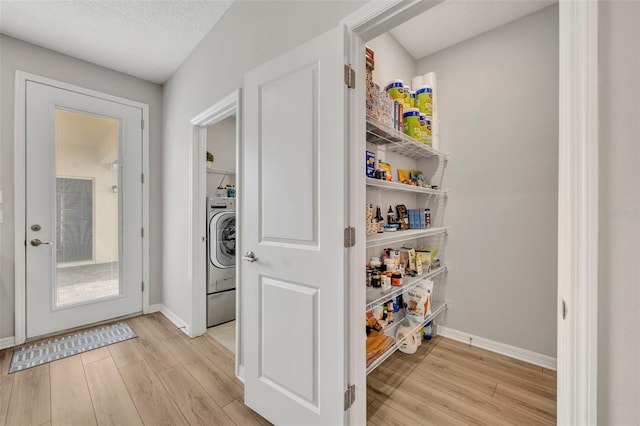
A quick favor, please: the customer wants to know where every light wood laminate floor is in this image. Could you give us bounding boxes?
[367,336,557,426]
[0,314,555,425]
[0,313,269,426]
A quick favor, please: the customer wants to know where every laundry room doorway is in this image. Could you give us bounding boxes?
[188,90,244,380]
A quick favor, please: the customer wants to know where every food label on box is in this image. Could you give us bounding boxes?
[366,151,376,178]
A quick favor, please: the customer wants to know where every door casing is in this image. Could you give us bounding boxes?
[188,90,243,380]
[14,71,151,345]
[341,1,599,425]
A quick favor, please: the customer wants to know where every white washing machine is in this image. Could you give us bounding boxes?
[207,196,236,328]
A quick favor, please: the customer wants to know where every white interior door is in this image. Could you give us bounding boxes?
[241,26,350,425]
[25,81,143,338]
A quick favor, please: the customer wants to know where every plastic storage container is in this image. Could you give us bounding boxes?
[402,108,421,140]
[416,85,433,115]
[385,80,404,102]
[423,321,433,340]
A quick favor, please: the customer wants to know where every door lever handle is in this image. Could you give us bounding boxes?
[30,239,52,246]
[242,251,258,263]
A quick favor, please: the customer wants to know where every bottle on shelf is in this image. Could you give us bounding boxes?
[425,208,432,229]
[367,204,377,235]
[423,321,432,340]
[375,206,385,233]
[387,205,395,225]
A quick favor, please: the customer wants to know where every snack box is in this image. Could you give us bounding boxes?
[416,250,432,268]
[379,161,392,181]
[366,151,376,178]
[399,248,416,271]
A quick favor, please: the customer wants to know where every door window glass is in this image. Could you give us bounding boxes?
[55,109,120,307]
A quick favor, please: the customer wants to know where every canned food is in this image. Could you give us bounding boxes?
[402,108,421,140]
[416,85,433,115]
[385,80,404,102]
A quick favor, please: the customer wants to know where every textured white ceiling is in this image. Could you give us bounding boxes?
[390,0,556,60]
[0,0,234,84]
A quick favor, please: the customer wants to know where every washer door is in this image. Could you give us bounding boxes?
[209,211,236,268]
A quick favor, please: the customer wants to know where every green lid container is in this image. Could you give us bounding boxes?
[402,108,421,140]
[385,80,404,101]
[416,85,433,115]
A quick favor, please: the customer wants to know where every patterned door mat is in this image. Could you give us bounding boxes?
[9,322,137,373]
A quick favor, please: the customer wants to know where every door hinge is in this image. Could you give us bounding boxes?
[344,64,355,89]
[344,227,356,248]
[562,299,567,320]
[141,228,144,238]
[141,281,144,292]
[141,119,145,130]
[141,173,144,184]
[344,384,356,411]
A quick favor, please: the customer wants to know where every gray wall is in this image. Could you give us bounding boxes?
[161,0,366,324]
[598,1,640,423]
[207,116,236,196]
[0,35,163,339]
[416,5,559,357]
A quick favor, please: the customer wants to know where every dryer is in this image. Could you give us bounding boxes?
[207,196,236,328]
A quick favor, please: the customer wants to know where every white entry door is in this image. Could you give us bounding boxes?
[242,26,350,425]
[25,80,143,338]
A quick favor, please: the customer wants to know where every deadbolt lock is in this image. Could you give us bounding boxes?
[31,224,41,232]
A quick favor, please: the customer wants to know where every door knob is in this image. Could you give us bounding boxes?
[30,239,52,246]
[242,251,258,263]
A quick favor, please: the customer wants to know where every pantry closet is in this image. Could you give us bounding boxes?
[363,1,559,371]
[360,2,558,423]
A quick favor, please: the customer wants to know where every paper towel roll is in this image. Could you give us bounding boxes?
[423,72,435,86]
[411,75,424,91]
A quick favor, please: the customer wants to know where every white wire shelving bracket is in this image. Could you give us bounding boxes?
[366,115,449,160]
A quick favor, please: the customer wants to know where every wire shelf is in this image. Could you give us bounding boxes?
[366,115,448,160]
[366,178,448,197]
[206,168,235,175]
[366,300,448,375]
[366,227,448,249]
[365,266,448,312]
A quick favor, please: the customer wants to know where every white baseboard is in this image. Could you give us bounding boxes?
[438,326,557,371]
[148,303,163,313]
[237,364,245,383]
[0,336,15,350]
[148,303,190,337]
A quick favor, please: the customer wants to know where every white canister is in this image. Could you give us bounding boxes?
[396,321,418,354]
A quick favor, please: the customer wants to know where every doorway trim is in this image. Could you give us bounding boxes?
[14,71,150,345]
[343,1,598,424]
[187,90,242,381]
